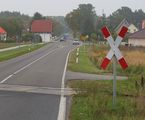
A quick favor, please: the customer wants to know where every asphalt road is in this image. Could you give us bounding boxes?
[66,71,128,80]
[0,91,60,120]
[0,40,75,120]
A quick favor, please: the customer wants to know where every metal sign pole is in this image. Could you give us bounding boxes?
[101,26,128,109]
[113,55,117,108]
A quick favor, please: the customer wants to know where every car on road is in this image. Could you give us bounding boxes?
[60,38,65,42]
[73,39,80,45]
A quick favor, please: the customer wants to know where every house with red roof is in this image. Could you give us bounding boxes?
[0,27,7,41]
[31,20,52,42]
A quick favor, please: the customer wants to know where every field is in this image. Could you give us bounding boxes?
[68,44,145,120]
[88,45,145,75]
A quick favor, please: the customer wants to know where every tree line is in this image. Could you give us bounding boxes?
[65,5,145,41]
[0,6,145,43]
[0,11,67,42]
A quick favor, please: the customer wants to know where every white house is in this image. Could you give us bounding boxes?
[0,27,7,41]
[31,20,52,42]
[128,24,138,33]
[128,29,145,46]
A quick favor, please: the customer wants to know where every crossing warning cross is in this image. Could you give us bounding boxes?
[101,26,128,70]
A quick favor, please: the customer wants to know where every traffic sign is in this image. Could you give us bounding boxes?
[100,26,128,107]
[101,26,128,70]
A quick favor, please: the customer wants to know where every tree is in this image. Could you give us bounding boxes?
[65,9,80,35]
[33,12,45,20]
[22,32,33,42]
[0,18,24,38]
[133,9,145,28]
[52,20,65,36]
[0,11,30,21]
[0,11,32,42]
[48,16,68,36]
[108,7,133,30]
[107,7,145,30]
[65,4,97,37]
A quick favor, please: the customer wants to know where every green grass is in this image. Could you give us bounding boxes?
[68,78,145,120]
[68,45,145,120]
[0,43,29,49]
[0,44,45,61]
[68,45,145,76]
[68,45,103,74]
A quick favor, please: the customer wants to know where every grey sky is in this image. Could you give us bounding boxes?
[0,0,144,16]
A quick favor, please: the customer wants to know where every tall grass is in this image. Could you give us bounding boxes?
[68,79,145,120]
[89,45,145,75]
[124,50,145,66]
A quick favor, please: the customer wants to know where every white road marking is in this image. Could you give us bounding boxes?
[57,45,80,120]
[0,75,13,83]
[0,47,62,84]
[57,96,66,120]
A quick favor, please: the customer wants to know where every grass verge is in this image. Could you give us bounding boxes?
[0,44,45,61]
[68,44,145,120]
[0,43,29,49]
[68,77,145,120]
[68,45,103,74]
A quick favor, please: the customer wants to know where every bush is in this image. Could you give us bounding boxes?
[22,32,33,42]
[5,37,16,43]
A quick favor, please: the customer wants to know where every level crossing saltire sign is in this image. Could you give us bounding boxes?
[101,26,128,70]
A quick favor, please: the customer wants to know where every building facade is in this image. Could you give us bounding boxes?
[128,24,138,33]
[31,20,52,43]
[128,29,145,46]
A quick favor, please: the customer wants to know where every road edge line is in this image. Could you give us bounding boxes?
[57,45,80,120]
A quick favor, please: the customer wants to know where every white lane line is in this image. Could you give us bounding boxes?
[57,97,66,120]
[0,47,62,84]
[57,45,79,120]
[0,75,13,83]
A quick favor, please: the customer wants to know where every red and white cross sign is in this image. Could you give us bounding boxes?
[101,26,128,70]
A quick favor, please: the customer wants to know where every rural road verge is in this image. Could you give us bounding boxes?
[0,43,45,52]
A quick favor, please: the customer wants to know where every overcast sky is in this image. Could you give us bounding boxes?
[0,0,144,16]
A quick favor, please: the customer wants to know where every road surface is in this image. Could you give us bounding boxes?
[66,71,128,80]
[0,40,75,120]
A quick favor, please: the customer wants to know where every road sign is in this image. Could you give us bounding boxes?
[100,26,128,107]
[101,26,128,70]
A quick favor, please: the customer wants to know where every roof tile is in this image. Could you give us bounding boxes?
[129,29,145,39]
[0,27,6,34]
[31,20,52,33]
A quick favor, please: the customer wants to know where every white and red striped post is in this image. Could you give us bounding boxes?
[100,26,128,107]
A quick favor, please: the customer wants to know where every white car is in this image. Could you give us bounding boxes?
[73,40,80,45]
